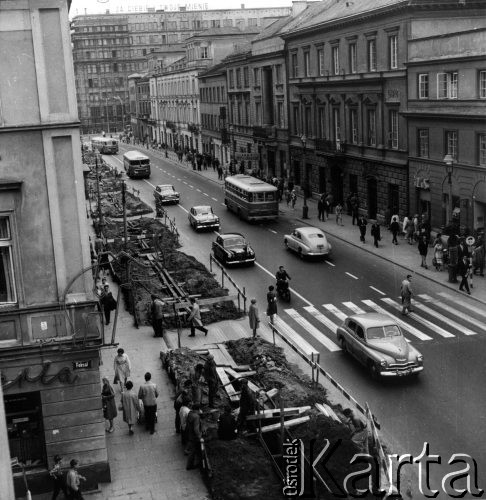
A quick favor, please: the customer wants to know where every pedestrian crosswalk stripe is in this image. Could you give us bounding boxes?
[362,299,432,341]
[273,316,319,356]
[412,301,476,336]
[293,307,341,352]
[342,301,366,315]
[419,294,486,332]
[438,292,486,319]
[381,298,455,338]
[323,304,347,322]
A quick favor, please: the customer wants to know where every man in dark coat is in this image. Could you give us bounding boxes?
[150,294,165,338]
[218,406,237,440]
[317,196,325,221]
[357,216,368,243]
[203,354,219,408]
[237,379,256,433]
[186,403,203,470]
[390,217,400,245]
[371,221,381,248]
[100,285,116,325]
[350,194,359,225]
[448,235,459,283]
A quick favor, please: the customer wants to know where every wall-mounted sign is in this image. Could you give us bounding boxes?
[386,89,400,102]
[235,153,259,161]
[1,361,78,390]
[73,360,92,370]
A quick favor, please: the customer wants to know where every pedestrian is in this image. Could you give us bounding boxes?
[357,215,367,243]
[99,284,116,325]
[405,215,415,244]
[447,235,459,283]
[390,216,400,245]
[49,455,68,500]
[101,377,117,433]
[248,298,260,338]
[185,403,203,470]
[286,189,291,207]
[138,372,159,434]
[121,380,140,435]
[400,274,414,315]
[325,193,333,217]
[342,409,368,453]
[370,221,381,248]
[418,234,429,269]
[189,363,204,405]
[351,194,359,225]
[237,378,256,433]
[473,235,485,276]
[150,294,165,338]
[187,297,209,337]
[266,285,277,324]
[433,236,444,271]
[65,459,86,500]
[203,353,219,408]
[218,405,237,441]
[412,214,420,241]
[317,196,324,221]
[458,256,471,295]
[402,215,410,239]
[180,397,192,449]
[113,348,131,393]
[290,189,297,209]
[335,203,343,225]
[174,379,192,434]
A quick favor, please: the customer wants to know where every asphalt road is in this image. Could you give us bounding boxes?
[103,146,486,497]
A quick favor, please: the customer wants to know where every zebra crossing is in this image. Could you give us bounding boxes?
[276,292,486,354]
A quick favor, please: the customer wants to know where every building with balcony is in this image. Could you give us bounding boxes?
[405,24,486,233]
[71,6,291,133]
[0,0,109,496]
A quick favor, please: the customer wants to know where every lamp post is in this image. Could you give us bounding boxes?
[444,154,454,225]
[301,134,309,219]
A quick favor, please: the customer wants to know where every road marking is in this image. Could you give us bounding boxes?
[381,298,455,339]
[268,229,277,234]
[369,286,385,295]
[183,181,188,184]
[342,301,366,314]
[178,205,189,214]
[189,185,194,188]
[274,316,319,356]
[323,304,347,322]
[438,292,486,319]
[345,272,358,280]
[419,294,486,331]
[196,188,202,192]
[203,192,209,197]
[325,261,335,267]
[362,299,432,341]
[177,178,181,181]
[143,179,156,189]
[221,203,226,207]
[211,197,218,201]
[254,262,313,307]
[288,307,341,352]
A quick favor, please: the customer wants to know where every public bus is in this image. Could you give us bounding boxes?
[224,175,278,222]
[123,150,151,179]
[91,136,119,154]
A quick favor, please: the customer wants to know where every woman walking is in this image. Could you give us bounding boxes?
[121,380,140,435]
[418,234,429,269]
[266,285,277,324]
[113,348,131,393]
[433,237,444,271]
[101,377,117,433]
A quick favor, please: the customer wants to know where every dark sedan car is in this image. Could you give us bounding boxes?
[212,233,255,266]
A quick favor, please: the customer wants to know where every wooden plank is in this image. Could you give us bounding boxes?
[233,364,251,372]
[247,380,262,395]
[210,348,231,367]
[216,367,239,401]
[260,416,310,433]
[247,409,301,421]
[223,367,256,380]
[247,406,311,421]
[315,403,341,423]
[266,388,279,399]
[217,344,239,369]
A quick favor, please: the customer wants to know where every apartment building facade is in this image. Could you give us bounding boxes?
[1,0,109,495]
[71,6,291,133]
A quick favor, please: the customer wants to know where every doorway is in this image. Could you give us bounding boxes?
[267,150,276,177]
[367,177,378,219]
[331,165,344,202]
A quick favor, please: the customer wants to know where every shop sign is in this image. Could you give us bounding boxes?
[1,361,78,390]
[73,360,92,370]
[235,153,259,161]
[414,177,430,190]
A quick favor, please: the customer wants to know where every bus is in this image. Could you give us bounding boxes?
[91,136,119,154]
[123,150,151,179]
[224,175,278,222]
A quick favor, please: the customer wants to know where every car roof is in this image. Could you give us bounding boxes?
[192,205,212,211]
[295,226,325,235]
[347,313,397,328]
[220,232,245,239]
[157,184,174,189]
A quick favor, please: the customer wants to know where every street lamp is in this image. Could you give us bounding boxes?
[444,154,454,225]
[301,134,309,219]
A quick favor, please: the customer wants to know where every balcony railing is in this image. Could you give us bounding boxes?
[252,125,276,140]
[315,138,345,154]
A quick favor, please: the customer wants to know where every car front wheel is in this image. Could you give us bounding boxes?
[369,362,380,380]
[339,337,347,352]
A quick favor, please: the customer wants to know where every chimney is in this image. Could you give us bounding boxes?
[292,1,308,17]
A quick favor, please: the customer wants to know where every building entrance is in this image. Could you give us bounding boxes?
[367,177,378,219]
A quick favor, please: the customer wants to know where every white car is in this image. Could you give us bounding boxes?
[188,206,220,231]
[153,184,180,204]
[284,226,332,259]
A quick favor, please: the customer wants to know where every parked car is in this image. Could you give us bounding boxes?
[153,184,180,205]
[284,226,332,259]
[188,205,220,231]
[336,313,424,378]
[212,233,255,266]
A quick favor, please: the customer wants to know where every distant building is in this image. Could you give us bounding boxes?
[0,0,109,495]
[71,6,291,133]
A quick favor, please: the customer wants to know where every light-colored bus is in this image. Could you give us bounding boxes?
[224,175,278,222]
[123,150,151,179]
[91,136,119,154]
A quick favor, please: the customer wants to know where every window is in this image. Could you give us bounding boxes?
[349,43,357,74]
[243,67,249,87]
[368,109,376,146]
[211,19,220,28]
[317,49,325,76]
[418,129,429,158]
[293,105,300,134]
[350,108,358,144]
[445,130,458,159]
[479,134,486,165]
[368,39,377,72]
[333,108,340,143]
[291,53,298,78]
[277,101,284,128]
[248,18,258,26]
[479,70,486,98]
[254,67,261,86]
[0,217,17,304]
[318,107,325,138]
[201,46,208,59]
[304,51,310,77]
[389,35,398,69]
[437,72,458,99]
[304,106,312,136]
[418,74,429,99]
[229,70,234,88]
[275,64,282,84]
[332,46,339,75]
[389,110,398,149]
[236,68,241,88]
[255,102,261,125]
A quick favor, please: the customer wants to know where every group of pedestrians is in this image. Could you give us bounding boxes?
[50,456,87,500]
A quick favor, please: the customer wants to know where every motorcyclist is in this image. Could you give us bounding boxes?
[275,266,291,292]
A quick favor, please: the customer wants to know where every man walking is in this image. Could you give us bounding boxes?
[458,256,471,295]
[248,298,260,338]
[65,459,86,500]
[138,372,159,434]
[400,274,414,315]
[357,215,368,243]
[186,403,203,470]
[187,298,208,337]
[204,354,219,408]
[151,294,165,338]
[370,221,381,248]
[390,216,400,245]
[49,455,68,500]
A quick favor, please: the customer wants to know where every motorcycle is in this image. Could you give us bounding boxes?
[276,279,291,302]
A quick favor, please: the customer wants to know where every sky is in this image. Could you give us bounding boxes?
[69,0,292,18]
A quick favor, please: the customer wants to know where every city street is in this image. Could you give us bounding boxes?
[101,145,486,495]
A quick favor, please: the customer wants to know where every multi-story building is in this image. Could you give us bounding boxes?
[406,25,486,232]
[71,6,291,133]
[1,0,109,495]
